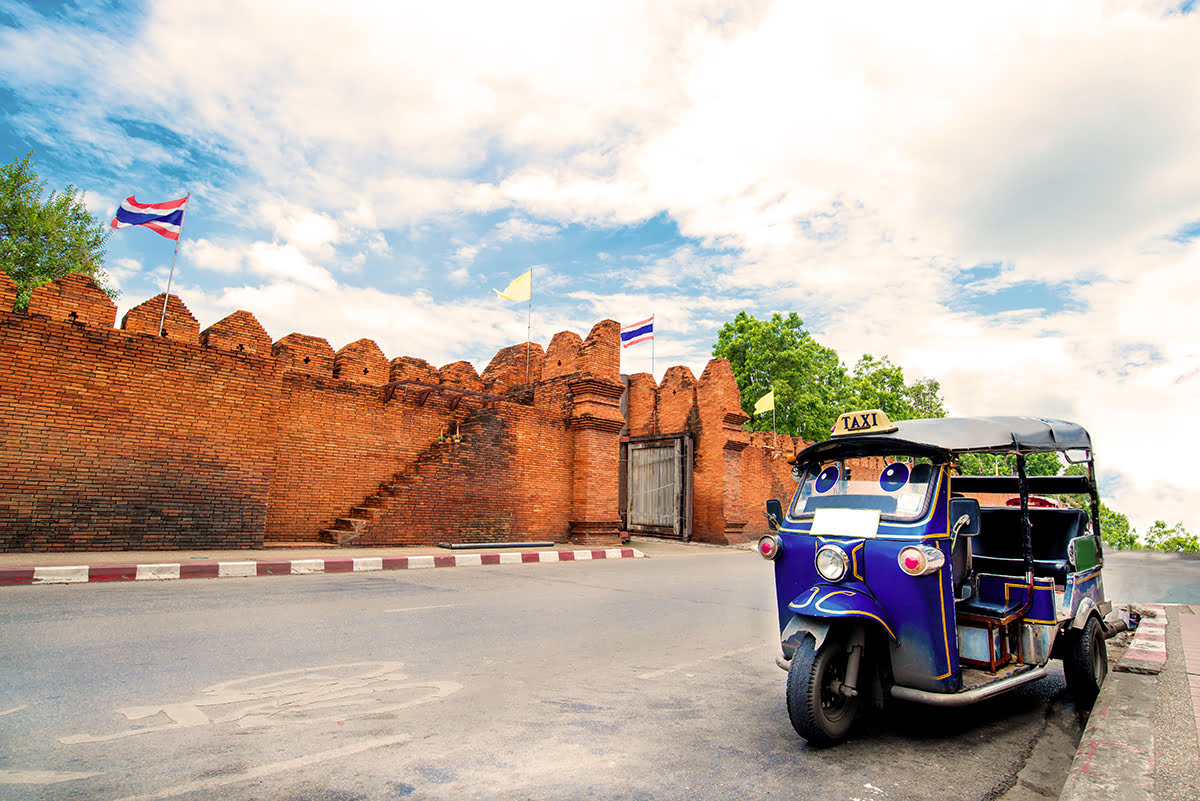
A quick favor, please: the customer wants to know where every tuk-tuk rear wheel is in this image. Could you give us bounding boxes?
[786,635,860,747]
[1064,615,1107,709]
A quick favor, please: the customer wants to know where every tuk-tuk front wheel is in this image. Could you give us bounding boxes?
[786,635,860,747]
[1064,615,1108,709]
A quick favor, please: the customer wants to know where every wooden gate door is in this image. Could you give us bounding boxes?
[624,435,692,540]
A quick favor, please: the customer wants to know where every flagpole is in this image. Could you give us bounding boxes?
[651,312,655,380]
[157,191,189,337]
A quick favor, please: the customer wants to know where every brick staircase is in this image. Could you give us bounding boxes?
[319,408,503,546]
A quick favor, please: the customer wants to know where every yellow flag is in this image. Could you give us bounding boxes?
[754,389,775,415]
[494,269,532,302]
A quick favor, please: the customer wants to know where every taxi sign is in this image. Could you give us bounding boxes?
[830,409,898,437]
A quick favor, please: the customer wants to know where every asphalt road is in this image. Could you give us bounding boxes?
[0,546,1107,801]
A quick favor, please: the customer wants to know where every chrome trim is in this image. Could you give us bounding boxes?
[889,667,1048,707]
[816,544,849,581]
[757,534,783,560]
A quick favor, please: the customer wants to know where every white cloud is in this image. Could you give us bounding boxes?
[187,238,244,274]
[492,218,560,242]
[245,242,336,290]
[260,202,341,255]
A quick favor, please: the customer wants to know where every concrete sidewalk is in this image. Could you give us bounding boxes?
[0,536,739,586]
[1058,603,1199,801]
[0,543,654,586]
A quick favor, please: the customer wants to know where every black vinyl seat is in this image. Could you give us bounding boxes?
[970,507,1090,585]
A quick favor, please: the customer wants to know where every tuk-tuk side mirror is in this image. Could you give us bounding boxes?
[765,499,784,531]
[950,497,981,537]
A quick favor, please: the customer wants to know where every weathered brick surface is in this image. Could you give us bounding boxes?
[121,293,200,343]
[27,273,116,328]
[200,310,273,355]
[0,270,17,311]
[482,342,544,392]
[439,360,484,392]
[329,404,573,545]
[389,356,439,384]
[264,373,475,542]
[0,311,275,551]
[334,338,389,385]
[624,372,658,436]
[658,366,698,433]
[740,432,808,539]
[272,333,335,379]
[544,331,582,381]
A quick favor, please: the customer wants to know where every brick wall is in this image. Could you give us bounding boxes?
[0,272,626,551]
[0,309,277,551]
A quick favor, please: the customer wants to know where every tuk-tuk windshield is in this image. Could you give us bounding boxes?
[792,457,937,523]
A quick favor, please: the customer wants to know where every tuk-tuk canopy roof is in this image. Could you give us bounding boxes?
[795,416,1092,464]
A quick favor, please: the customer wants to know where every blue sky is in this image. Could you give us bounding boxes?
[2,0,1199,536]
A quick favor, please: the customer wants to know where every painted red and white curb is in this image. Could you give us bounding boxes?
[1116,603,1168,675]
[0,548,645,587]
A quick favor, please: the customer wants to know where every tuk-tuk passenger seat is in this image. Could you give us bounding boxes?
[970,508,1090,586]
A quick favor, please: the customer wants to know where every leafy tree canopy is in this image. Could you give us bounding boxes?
[1097,505,1138,550]
[954,452,1062,478]
[0,151,115,310]
[1143,520,1199,553]
[712,311,945,441]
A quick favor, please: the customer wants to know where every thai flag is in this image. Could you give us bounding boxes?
[110,196,188,240]
[620,316,654,348]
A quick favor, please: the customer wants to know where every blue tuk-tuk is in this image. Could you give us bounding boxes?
[760,410,1124,746]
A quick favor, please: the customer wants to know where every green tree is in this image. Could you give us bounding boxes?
[955,452,1062,478]
[851,355,946,421]
[1143,520,1199,553]
[0,151,115,310]
[712,311,945,441]
[1097,505,1138,550]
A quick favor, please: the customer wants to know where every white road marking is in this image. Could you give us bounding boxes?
[0,769,102,785]
[109,734,413,801]
[638,644,765,680]
[0,705,28,717]
[385,604,460,613]
[290,559,325,575]
[60,661,461,743]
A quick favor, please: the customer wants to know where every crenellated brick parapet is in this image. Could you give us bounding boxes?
[27,273,116,328]
[200,310,273,355]
[334,338,390,385]
[121,293,199,342]
[482,342,545,392]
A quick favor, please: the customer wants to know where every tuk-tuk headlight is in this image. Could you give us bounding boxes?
[898,545,946,577]
[815,545,849,582]
[758,534,783,560]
